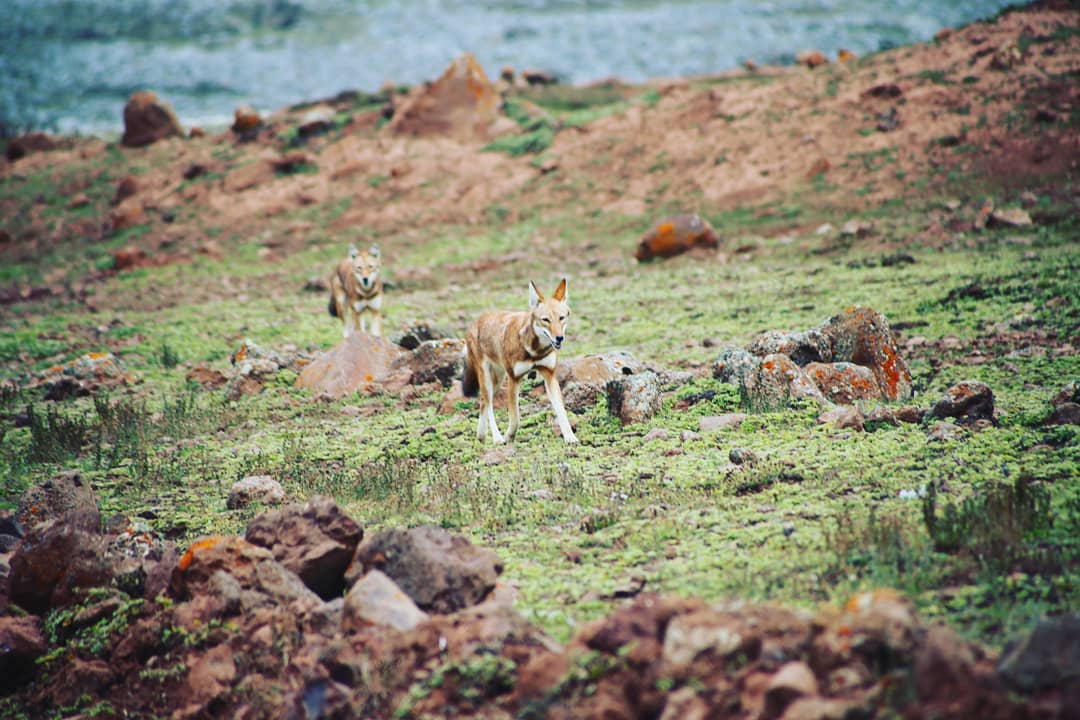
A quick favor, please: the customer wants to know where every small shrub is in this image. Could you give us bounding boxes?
[27,404,89,463]
[159,341,180,369]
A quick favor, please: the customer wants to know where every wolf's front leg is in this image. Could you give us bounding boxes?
[505,376,521,441]
[539,368,578,444]
[371,312,382,337]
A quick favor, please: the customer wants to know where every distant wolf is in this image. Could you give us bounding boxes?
[462,279,578,444]
[328,244,383,337]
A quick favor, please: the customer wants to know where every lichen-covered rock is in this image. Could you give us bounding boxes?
[16,470,100,532]
[635,214,719,261]
[712,347,759,386]
[294,333,409,399]
[820,306,912,401]
[121,91,184,147]
[347,525,502,614]
[245,496,363,600]
[743,354,825,408]
[748,329,832,366]
[605,371,662,425]
[29,352,134,400]
[9,521,113,614]
[803,362,880,404]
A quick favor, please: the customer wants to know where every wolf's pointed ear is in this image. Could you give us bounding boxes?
[348,244,359,258]
[528,281,543,309]
[552,278,567,301]
[370,244,380,257]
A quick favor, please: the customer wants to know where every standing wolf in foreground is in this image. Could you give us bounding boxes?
[328,244,383,337]
[463,279,578,444]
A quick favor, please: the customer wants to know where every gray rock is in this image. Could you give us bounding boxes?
[606,371,662,425]
[227,475,286,510]
[998,614,1080,692]
[932,381,994,423]
[729,447,758,465]
[700,414,748,432]
[341,570,430,633]
[927,421,966,442]
[712,348,759,386]
[17,470,100,532]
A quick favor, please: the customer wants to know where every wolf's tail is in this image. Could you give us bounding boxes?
[328,294,338,318]
[461,356,479,397]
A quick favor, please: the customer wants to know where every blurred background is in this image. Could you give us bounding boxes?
[1,0,1016,136]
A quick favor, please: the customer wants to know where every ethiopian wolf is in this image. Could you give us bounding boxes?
[329,244,383,337]
[463,279,578,444]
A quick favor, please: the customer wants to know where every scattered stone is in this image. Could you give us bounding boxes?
[747,329,831,366]
[29,352,134,400]
[348,525,502,614]
[110,198,148,232]
[9,519,113,614]
[398,338,466,388]
[989,207,1033,228]
[699,414,748,432]
[121,91,184,147]
[1045,402,1080,426]
[998,614,1080,693]
[713,347,761,386]
[635,214,720,261]
[231,105,262,135]
[226,475,286,510]
[111,245,149,270]
[927,420,965,442]
[112,175,139,205]
[296,105,336,139]
[5,132,57,161]
[805,157,830,180]
[932,381,994,423]
[395,321,454,350]
[245,496,363,601]
[729,447,757,465]
[680,430,701,443]
[16,470,100,532]
[763,661,818,719]
[521,68,558,86]
[743,354,825,408]
[185,366,228,389]
[837,49,856,63]
[875,106,901,132]
[341,570,430,633]
[388,53,501,140]
[796,50,828,69]
[840,219,874,238]
[0,616,46,691]
[644,428,671,442]
[817,406,864,432]
[605,371,662,425]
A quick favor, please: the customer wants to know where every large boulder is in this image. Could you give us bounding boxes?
[245,496,363,600]
[341,570,430,633]
[347,525,502,614]
[8,520,113,614]
[605,371,663,425]
[395,338,466,388]
[28,352,134,400]
[635,214,720,261]
[295,333,408,399]
[0,616,46,692]
[742,354,825,409]
[121,91,184,147]
[931,381,994,424]
[16,470,100,531]
[803,362,880,405]
[388,53,501,140]
[997,614,1080,693]
[819,306,912,402]
[556,351,648,413]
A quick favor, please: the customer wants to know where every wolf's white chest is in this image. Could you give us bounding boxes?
[512,351,556,379]
[352,295,382,312]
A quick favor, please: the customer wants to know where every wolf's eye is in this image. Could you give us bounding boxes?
[559,315,566,322]
[542,317,551,324]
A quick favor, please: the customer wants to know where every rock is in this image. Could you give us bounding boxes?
[185,366,228,389]
[819,306,912,401]
[818,406,864,431]
[395,321,454,350]
[605,371,662,425]
[341,570,430,633]
[840,219,874,238]
[713,348,760,386]
[111,245,149,270]
[915,625,976,702]
[558,351,646,386]
[170,535,322,612]
[644,428,670,442]
[998,614,1080,693]
[231,105,262,135]
[803,362,879,404]
[764,661,819,719]
[1045,402,1080,426]
[294,333,408,399]
[0,616,46,691]
[729,447,757,465]
[185,643,236,711]
[348,525,502,614]
[660,609,750,674]
[227,475,286,510]
[5,132,57,161]
[780,698,859,720]
[635,214,720,261]
[796,50,828,69]
[680,430,701,442]
[932,381,994,423]
[747,330,832,366]
[110,198,147,232]
[245,496,363,600]
[121,91,184,147]
[223,158,275,192]
[927,420,965,442]
[989,207,1033,228]
[297,105,336,139]
[805,157,830,180]
[522,68,558,86]
[112,175,139,205]
[875,107,900,132]
[743,354,825,408]
[272,150,315,174]
[16,470,100,531]
[395,338,465,388]
[388,53,501,140]
[699,413,747,432]
[9,520,113,614]
[1051,381,1080,407]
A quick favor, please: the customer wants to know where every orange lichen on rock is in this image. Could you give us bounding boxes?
[635,214,719,261]
[178,536,229,571]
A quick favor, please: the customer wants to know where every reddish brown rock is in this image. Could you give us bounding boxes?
[931,381,994,423]
[112,175,139,205]
[111,246,149,271]
[744,354,825,408]
[797,50,829,69]
[185,366,228,388]
[110,198,147,233]
[635,214,719,261]
[231,105,262,134]
[804,362,880,404]
[121,91,184,147]
[388,53,500,140]
[295,333,408,399]
[821,306,912,401]
[0,616,46,691]
[5,132,57,161]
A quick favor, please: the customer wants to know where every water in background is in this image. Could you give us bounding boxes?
[1,0,1016,136]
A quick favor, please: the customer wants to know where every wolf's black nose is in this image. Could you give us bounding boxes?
[554,336,563,348]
